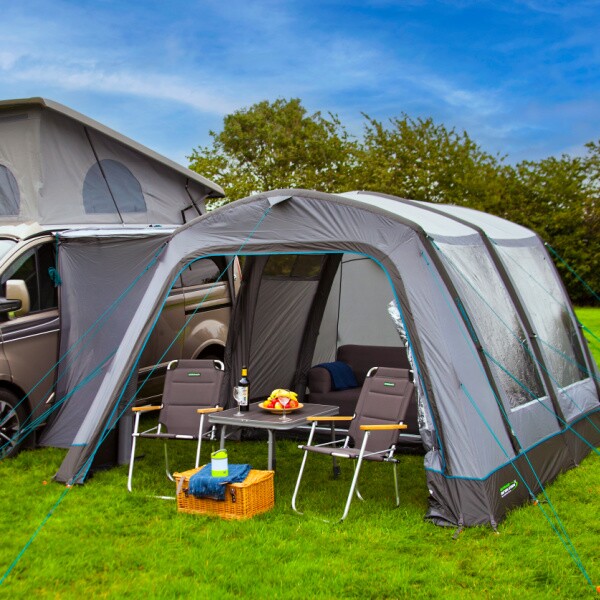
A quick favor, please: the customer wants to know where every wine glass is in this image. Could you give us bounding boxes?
[279,395,291,422]
[233,386,244,417]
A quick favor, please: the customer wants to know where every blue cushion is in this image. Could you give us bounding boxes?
[315,361,358,391]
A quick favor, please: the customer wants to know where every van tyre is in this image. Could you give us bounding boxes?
[0,389,26,458]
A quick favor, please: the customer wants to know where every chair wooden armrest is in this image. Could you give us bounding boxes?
[197,407,224,414]
[132,405,162,413]
[359,423,408,431]
[306,416,354,422]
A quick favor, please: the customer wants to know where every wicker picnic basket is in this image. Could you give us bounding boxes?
[174,467,275,520]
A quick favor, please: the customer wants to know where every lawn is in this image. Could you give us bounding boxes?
[0,309,598,599]
[577,306,600,366]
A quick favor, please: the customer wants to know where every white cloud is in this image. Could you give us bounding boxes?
[4,61,239,116]
[0,51,22,70]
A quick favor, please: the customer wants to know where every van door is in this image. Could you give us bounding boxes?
[136,274,186,402]
[134,257,233,404]
[0,240,59,426]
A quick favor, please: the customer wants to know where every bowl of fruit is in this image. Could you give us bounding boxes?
[260,389,303,413]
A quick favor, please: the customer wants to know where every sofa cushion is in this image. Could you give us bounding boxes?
[307,366,334,394]
[313,361,358,390]
[307,345,412,415]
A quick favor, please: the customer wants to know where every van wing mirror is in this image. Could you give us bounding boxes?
[3,279,30,317]
[0,297,22,315]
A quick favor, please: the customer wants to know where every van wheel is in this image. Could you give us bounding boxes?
[198,346,225,362]
[0,389,26,458]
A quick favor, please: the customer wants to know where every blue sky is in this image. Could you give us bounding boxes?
[1,0,599,167]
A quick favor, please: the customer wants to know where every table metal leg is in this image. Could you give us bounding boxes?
[267,429,276,471]
[220,425,227,449]
[331,421,341,478]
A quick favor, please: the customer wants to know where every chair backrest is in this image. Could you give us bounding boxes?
[348,366,414,454]
[160,359,224,436]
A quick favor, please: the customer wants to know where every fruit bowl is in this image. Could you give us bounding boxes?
[259,401,304,414]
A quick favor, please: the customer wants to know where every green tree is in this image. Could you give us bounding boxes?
[188,99,598,304]
[188,98,356,205]
[491,153,597,305]
[353,114,509,211]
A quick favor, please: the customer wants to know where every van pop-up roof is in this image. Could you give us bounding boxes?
[0,97,224,228]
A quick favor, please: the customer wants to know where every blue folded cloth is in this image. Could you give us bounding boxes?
[315,361,358,391]
[188,463,251,500]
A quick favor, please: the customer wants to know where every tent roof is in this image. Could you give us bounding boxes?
[339,191,537,242]
[0,97,224,198]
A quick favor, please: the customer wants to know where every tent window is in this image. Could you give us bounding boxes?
[438,243,546,409]
[263,254,323,278]
[83,159,147,214]
[0,164,20,216]
[496,245,588,388]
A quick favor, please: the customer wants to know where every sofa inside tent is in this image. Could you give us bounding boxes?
[47,189,600,527]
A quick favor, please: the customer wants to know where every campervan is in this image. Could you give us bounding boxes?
[0,97,236,456]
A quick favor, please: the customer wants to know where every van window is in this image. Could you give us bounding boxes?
[263,254,323,278]
[180,258,221,287]
[0,164,20,216]
[1,243,58,312]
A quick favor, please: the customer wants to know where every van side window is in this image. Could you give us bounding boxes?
[180,258,221,287]
[1,243,58,312]
[263,254,323,278]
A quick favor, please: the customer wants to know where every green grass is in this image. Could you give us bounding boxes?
[577,306,600,367]
[1,434,599,598]
[0,309,598,599]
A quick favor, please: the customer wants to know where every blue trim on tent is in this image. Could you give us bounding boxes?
[425,406,600,481]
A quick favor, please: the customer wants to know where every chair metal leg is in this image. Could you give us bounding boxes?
[164,442,174,482]
[127,412,141,492]
[291,422,318,515]
[393,461,400,507]
[350,462,365,501]
[195,414,205,469]
[291,449,310,515]
[339,432,370,522]
[331,422,341,479]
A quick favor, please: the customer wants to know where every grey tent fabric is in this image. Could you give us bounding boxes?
[46,189,599,527]
[0,98,224,227]
[39,229,172,448]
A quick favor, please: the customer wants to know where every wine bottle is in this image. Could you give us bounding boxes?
[238,365,250,412]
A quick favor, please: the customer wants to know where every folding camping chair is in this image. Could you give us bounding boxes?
[292,366,414,522]
[127,359,225,494]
